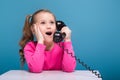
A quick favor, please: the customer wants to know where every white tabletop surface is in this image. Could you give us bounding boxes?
[0,70,102,80]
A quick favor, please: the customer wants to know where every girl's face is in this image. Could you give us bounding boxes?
[33,12,56,43]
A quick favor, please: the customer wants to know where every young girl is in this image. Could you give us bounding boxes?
[19,9,76,73]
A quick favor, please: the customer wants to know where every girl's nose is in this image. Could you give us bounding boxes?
[46,23,51,29]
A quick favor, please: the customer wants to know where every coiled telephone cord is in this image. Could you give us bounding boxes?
[57,43,102,78]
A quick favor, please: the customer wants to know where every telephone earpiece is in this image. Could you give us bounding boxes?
[53,21,66,43]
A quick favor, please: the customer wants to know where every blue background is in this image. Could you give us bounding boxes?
[0,0,120,80]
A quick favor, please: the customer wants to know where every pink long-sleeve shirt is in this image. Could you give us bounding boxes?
[24,41,76,73]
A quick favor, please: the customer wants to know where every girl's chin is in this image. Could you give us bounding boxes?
[44,38,53,43]
[44,35,54,42]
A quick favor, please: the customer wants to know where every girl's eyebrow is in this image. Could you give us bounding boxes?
[39,20,45,22]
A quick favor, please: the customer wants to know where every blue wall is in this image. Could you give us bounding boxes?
[0,0,120,80]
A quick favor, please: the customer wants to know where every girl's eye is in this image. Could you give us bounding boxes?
[50,21,55,24]
[40,22,45,24]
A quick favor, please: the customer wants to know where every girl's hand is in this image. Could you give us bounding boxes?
[33,24,44,44]
[61,27,71,42]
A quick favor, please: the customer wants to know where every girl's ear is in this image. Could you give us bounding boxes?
[30,25,35,34]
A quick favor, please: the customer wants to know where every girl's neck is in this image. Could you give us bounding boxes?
[44,41,54,51]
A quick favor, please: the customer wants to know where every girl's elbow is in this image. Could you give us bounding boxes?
[29,68,43,73]
[28,63,43,73]
[63,68,75,72]
[62,61,76,72]
[62,65,76,72]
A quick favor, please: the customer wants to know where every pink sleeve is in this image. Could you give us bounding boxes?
[62,41,76,72]
[24,42,46,73]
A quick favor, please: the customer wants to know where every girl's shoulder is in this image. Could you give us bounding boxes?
[55,41,72,45]
[24,41,37,48]
[54,41,72,47]
[54,42,63,46]
[26,41,37,45]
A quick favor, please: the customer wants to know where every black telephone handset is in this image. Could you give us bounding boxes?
[53,21,66,43]
[54,21,102,78]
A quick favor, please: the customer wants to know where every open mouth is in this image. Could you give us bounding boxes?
[45,32,52,36]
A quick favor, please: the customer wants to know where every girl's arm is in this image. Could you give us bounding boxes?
[62,41,76,72]
[24,42,46,73]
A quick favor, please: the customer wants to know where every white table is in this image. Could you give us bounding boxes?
[0,70,102,80]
